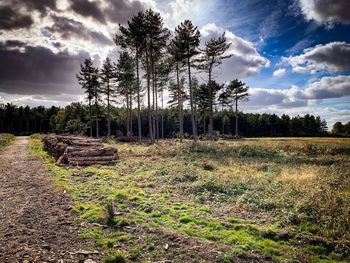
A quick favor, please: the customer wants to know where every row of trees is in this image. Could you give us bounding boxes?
[77,9,250,143]
[0,102,329,137]
[0,104,59,135]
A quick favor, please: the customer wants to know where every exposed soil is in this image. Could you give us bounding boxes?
[0,137,101,263]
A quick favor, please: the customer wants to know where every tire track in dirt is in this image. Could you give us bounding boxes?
[0,137,101,263]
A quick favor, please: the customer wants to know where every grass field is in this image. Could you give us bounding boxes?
[0,133,15,148]
[31,136,350,262]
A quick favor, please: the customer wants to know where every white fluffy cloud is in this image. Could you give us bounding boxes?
[300,75,350,99]
[284,42,350,73]
[273,68,286,77]
[298,0,350,26]
[200,23,270,81]
[243,75,350,110]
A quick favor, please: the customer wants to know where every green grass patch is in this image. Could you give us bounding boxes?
[0,133,15,148]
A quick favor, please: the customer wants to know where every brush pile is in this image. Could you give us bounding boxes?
[42,134,119,166]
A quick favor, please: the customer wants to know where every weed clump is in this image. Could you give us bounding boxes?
[179,215,193,224]
[104,250,127,263]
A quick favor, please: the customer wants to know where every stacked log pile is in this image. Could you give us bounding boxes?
[42,134,119,166]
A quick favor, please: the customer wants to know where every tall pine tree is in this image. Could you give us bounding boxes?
[116,52,136,137]
[199,33,231,140]
[219,79,249,137]
[175,20,201,138]
[76,58,98,137]
[100,57,117,137]
[116,11,146,142]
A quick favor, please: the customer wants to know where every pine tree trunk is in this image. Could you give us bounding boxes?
[222,107,225,135]
[154,64,159,141]
[151,55,156,143]
[161,89,164,139]
[235,93,238,138]
[176,62,183,142]
[126,87,129,136]
[129,94,133,136]
[136,52,142,142]
[146,50,153,143]
[95,97,99,138]
[203,117,206,135]
[89,99,92,137]
[208,66,214,140]
[107,82,111,137]
[187,54,197,139]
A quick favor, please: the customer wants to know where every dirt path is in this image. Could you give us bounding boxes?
[0,137,100,263]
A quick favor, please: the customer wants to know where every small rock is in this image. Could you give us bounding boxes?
[84,259,96,263]
[42,244,51,250]
[164,243,169,250]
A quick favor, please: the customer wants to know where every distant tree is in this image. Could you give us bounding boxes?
[168,77,187,139]
[219,79,249,137]
[64,119,87,135]
[316,116,328,133]
[77,58,99,137]
[101,57,117,137]
[280,114,291,136]
[92,68,101,138]
[194,82,209,134]
[333,121,350,135]
[175,20,201,138]
[4,103,16,133]
[199,33,231,139]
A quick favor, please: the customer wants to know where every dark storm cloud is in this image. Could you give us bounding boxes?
[70,0,106,23]
[0,0,57,31]
[299,0,350,25]
[0,41,89,95]
[0,5,33,30]
[105,0,144,23]
[46,15,113,45]
[285,42,350,73]
[20,0,57,16]
[304,42,350,72]
[69,0,145,24]
[4,40,26,47]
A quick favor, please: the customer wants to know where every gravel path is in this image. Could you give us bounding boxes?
[0,137,100,263]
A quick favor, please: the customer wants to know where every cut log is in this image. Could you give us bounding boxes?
[69,156,116,161]
[69,160,118,166]
[67,150,116,158]
[42,134,119,166]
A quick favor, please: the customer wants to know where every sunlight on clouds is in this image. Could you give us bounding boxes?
[273,68,286,77]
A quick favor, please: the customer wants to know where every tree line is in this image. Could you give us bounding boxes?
[0,102,331,137]
[77,9,251,143]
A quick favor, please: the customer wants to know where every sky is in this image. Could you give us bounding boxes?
[0,0,349,128]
